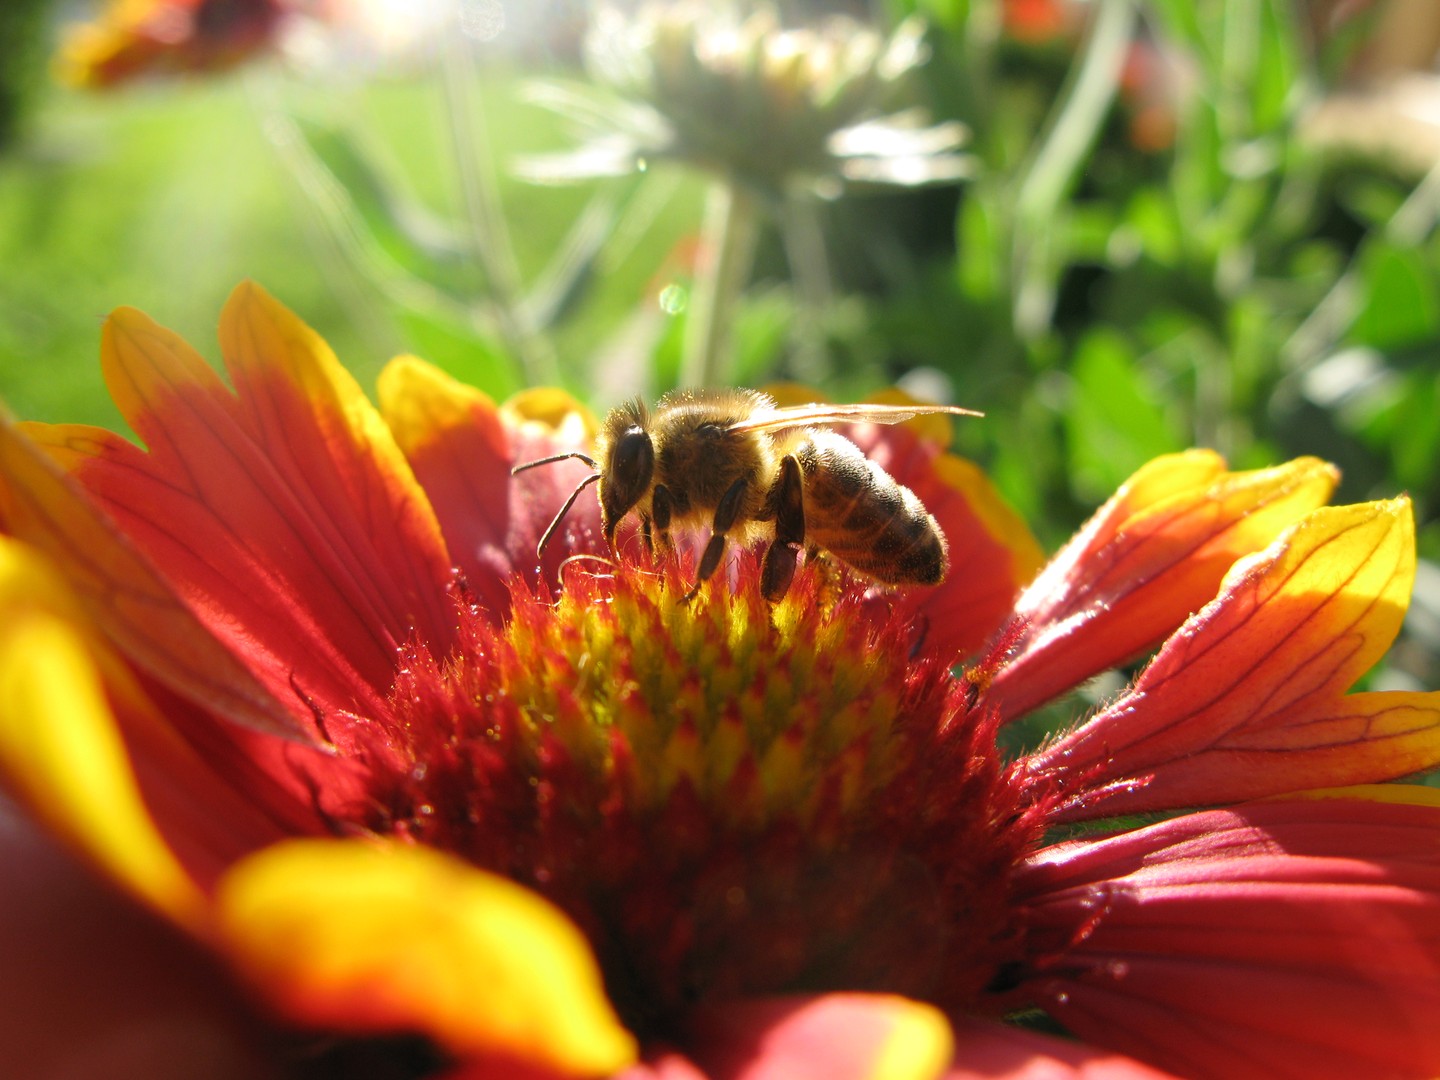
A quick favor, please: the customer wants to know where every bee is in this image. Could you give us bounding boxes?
[512,388,981,602]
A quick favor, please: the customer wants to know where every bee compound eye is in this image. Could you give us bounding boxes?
[613,427,654,483]
[600,427,655,539]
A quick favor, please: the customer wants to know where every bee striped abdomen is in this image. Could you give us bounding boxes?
[797,432,948,585]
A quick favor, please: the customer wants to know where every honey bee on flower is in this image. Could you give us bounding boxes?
[514,388,982,601]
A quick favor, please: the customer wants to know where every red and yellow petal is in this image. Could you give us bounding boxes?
[1065,690,1440,818]
[377,357,601,616]
[0,537,204,925]
[505,387,600,435]
[214,282,457,649]
[987,453,1337,720]
[1012,798,1440,1079]
[55,0,287,89]
[23,284,454,729]
[1031,498,1440,818]
[681,993,954,1080]
[1277,782,1440,808]
[0,412,306,742]
[213,838,636,1076]
[899,444,1045,662]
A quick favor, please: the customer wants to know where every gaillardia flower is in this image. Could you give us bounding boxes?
[55,0,307,88]
[3,283,1440,1079]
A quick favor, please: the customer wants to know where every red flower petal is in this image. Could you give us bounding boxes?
[0,806,281,1080]
[1004,0,1072,45]
[987,453,1337,720]
[681,993,954,1080]
[944,1016,1179,1079]
[1031,499,1440,817]
[377,358,602,617]
[215,283,458,647]
[1012,798,1440,1080]
[614,1020,1177,1080]
[0,538,205,923]
[615,1055,709,1080]
[0,414,304,741]
[0,534,337,896]
[24,284,456,730]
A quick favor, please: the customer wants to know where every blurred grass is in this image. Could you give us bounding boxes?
[0,67,702,429]
[0,80,342,430]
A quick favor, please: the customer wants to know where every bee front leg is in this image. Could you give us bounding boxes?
[681,477,748,603]
[651,484,675,554]
[761,455,805,602]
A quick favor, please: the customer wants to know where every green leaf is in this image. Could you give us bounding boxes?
[1349,242,1440,351]
[395,309,523,400]
[1123,188,1182,268]
[1387,373,1440,491]
[884,0,969,32]
[732,289,794,386]
[957,190,1002,302]
[1065,328,1187,500]
[291,117,475,296]
[1253,0,1303,133]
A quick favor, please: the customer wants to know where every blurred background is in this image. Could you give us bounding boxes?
[3,0,1440,694]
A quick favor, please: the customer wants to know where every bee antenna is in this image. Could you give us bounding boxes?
[511,451,599,476]
[559,552,616,572]
[536,473,601,558]
[557,551,617,585]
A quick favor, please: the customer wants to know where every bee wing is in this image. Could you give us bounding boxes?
[727,401,982,436]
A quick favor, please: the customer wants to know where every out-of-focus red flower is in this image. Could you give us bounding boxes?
[1002,0,1075,46]
[55,0,316,87]
[2,283,1440,1078]
[1001,0,1180,153]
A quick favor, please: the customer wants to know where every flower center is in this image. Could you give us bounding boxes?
[371,555,1045,1037]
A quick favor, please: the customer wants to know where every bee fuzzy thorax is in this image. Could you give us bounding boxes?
[650,390,776,521]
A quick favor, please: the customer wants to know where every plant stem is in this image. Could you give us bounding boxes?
[1012,0,1136,338]
[681,177,760,388]
[779,191,833,384]
[439,21,560,384]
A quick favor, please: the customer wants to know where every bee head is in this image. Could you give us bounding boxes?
[598,405,655,547]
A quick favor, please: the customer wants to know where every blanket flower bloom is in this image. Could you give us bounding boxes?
[55,0,311,88]
[3,282,1440,1079]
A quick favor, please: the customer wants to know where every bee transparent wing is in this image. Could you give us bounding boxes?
[726,401,982,436]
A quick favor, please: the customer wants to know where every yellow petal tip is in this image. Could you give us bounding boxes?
[216,839,636,1075]
[870,997,954,1080]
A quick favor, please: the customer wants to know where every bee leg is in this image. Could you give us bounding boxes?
[681,477,748,603]
[761,455,805,602]
[652,484,675,554]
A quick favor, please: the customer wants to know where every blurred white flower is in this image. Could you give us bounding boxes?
[520,2,970,197]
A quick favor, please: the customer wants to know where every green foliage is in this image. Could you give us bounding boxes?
[0,0,48,148]
[3,0,1439,686]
